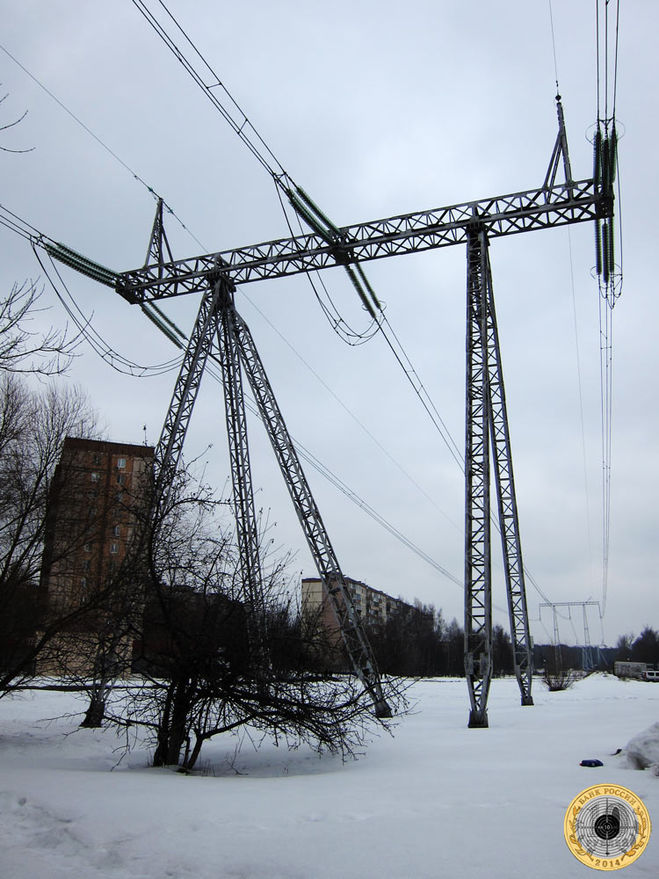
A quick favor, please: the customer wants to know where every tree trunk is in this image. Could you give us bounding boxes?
[80,695,106,727]
[152,679,191,767]
[166,682,191,765]
[152,686,174,767]
[80,678,111,728]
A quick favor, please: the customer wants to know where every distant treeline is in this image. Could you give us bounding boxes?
[361,602,515,678]
[360,606,659,678]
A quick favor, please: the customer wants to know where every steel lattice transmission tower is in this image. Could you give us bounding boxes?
[464,223,534,726]
[143,254,393,715]
[45,97,614,724]
[539,600,603,672]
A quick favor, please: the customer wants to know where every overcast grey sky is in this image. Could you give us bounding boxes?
[1,1,656,645]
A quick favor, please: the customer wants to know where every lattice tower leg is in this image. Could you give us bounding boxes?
[481,236,534,706]
[215,287,270,673]
[582,605,592,672]
[227,298,391,717]
[153,278,228,514]
[465,225,492,728]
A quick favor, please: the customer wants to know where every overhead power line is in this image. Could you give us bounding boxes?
[131,0,465,481]
[0,40,206,250]
[3,5,574,623]
[0,41,463,524]
[594,0,622,619]
[130,0,289,185]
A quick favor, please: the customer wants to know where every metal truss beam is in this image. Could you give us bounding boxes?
[227,298,391,716]
[117,178,602,302]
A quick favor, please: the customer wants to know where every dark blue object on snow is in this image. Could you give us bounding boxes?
[580,759,604,767]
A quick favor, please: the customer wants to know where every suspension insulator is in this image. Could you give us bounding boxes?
[344,265,377,319]
[593,128,602,192]
[287,186,343,248]
[294,185,343,239]
[601,221,610,285]
[52,242,117,282]
[355,263,382,313]
[601,136,610,195]
[151,302,183,334]
[608,126,618,186]
[607,218,615,279]
[287,192,335,245]
[45,244,117,288]
[594,220,602,277]
[141,306,183,349]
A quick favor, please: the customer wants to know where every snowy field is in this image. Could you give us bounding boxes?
[0,674,657,879]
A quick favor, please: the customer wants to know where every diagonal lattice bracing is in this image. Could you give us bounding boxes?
[228,299,391,717]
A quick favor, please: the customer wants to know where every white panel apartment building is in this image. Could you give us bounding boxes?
[301,576,412,638]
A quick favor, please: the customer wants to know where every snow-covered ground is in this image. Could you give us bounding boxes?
[0,674,657,878]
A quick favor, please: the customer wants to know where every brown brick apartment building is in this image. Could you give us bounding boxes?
[38,437,154,675]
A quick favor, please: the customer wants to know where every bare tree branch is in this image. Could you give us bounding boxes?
[0,91,34,153]
[0,280,80,375]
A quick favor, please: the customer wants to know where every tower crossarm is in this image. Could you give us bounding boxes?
[117,178,603,303]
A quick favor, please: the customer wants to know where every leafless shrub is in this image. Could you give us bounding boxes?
[542,646,576,691]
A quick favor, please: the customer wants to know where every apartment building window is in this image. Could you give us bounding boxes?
[117,473,125,485]
[110,542,119,554]
[91,472,99,482]
[113,524,121,537]
[117,457,126,469]
[84,543,91,553]
[80,577,87,588]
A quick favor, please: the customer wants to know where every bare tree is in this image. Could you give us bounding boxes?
[100,468,403,771]
[631,627,659,665]
[614,632,634,663]
[0,280,78,375]
[0,373,100,694]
